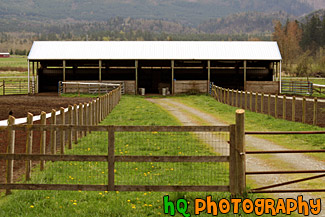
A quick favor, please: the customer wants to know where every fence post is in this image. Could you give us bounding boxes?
[229,124,238,195]
[261,93,264,113]
[84,103,88,136]
[235,109,246,195]
[283,95,286,120]
[108,126,115,191]
[40,112,46,170]
[94,100,98,125]
[239,91,242,108]
[68,106,73,149]
[313,98,317,125]
[79,103,84,138]
[6,116,15,195]
[275,94,278,118]
[3,80,5,95]
[73,104,78,144]
[292,96,296,122]
[302,97,306,124]
[88,102,92,134]
[60,107,65,154]
[249,91,252,111]
[268,94,271,116]
[235,90,238,107]
[25,112,33,181]
[255,92,258,113]
[227,89,230,105]
[110,92,113,113]
[50,109,57,154]
[244,91,247,109]
[98,97,101,123]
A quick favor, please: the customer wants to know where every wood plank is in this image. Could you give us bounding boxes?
[0,184,107,191]
[0,154,108,161]
[108,127,115,191]
[116,185,229,192]
[115,156,229,162]
[6,116,15,195]
[11,125,230,132]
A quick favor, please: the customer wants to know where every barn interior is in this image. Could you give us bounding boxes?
[34,59,277,93]
[28,41,282,94]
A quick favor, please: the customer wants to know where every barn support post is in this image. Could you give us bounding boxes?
[27,60,30,94]
[279,61,282,93]
[171,60,175,95]
[63,60,66,82]
[135,60,138,95]
[243,60,247,91]
[99,60,102,82]
[207,60,211,94]
[32,62,35,94]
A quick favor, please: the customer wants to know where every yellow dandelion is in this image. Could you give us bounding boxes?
[73,203,77,205]
[170,168,174,171]
[99,193,102,195]
[144,193,147,195]
[46,196,50,199]
[149,204,152,207]
[127,200,131,203]
[116,191,119,194]
[101,171,105,174]
[135,168,138,170]
[30,205,34,208]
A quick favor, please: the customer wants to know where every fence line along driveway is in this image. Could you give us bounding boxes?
[148,97,325,214]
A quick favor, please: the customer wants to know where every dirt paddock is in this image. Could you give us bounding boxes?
[0,94,92,121]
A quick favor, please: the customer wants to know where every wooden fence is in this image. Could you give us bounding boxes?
[211,85,322,126]
[0,79,29,95]
[0,109,246,196]
[281,80,313,95]
[0,86,121,194]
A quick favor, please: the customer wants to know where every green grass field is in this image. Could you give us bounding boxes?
[0,55,28,69]
[0,95,292,217]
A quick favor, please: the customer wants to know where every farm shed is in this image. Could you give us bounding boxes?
[27,41,282,94]
[0,52,10,58]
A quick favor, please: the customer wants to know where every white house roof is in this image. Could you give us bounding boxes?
[28,41,282,61]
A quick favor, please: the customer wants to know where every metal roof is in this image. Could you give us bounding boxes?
[28,41,282,61]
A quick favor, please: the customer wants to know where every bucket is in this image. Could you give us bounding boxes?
[162,88,167,96]
[139,88,145,96]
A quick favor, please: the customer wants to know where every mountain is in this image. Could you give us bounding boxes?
[0,0,316,26]
[198,11,294,34]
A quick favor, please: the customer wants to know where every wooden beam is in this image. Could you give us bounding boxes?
[135,60,138,94]
[243,60,247,91]
[208,60,211,94]
[171,60,174,95]
[99,60,102,82]
[63,60,66,82]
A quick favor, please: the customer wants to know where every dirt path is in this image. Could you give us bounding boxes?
[147,97,325,216]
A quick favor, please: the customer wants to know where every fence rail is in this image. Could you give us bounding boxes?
[59,81,123,95]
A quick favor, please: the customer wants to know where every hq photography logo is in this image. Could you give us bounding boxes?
[163,195,321,216]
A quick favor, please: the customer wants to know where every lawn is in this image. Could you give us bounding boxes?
[0,95,292,217]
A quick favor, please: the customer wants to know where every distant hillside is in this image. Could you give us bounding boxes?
[198,11,294,34]
[0,0,315,26]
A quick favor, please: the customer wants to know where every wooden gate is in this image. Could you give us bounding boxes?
[245,131,325,193]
